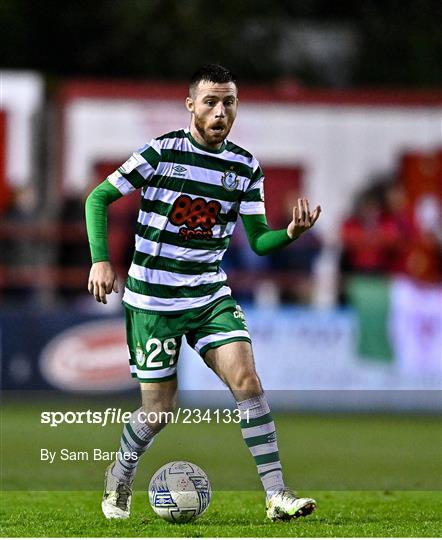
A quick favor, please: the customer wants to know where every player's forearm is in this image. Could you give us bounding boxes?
[241,214,293,256]
[85,180,122,263]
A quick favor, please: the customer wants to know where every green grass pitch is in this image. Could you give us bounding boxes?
[1,490,441,537]
[1,397,441,536]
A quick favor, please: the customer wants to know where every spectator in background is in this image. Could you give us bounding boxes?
[339,183,397,308]
[340,185,401,276]
[341,179,441,284]
[338,182,403,357]
[270,189,322,304]
[380,181,416,275]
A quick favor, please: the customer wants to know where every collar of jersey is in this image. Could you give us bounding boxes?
[185,128,227,154]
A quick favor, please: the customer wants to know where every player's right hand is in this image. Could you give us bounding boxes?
[88,261,119,304]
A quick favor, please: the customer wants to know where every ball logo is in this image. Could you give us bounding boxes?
[39,320,136,392]
[149,461,211,523]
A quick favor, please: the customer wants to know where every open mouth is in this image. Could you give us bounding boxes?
[210,125,225,132]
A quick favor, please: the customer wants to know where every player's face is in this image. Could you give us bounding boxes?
[186,81,238,149]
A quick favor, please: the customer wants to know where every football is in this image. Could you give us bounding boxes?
[148,461,211,523]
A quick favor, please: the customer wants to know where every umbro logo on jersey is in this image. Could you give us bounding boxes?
[172,164,188,177]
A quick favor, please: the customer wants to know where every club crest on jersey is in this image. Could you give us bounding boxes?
[135,344,146,367]
[221,168,239,191]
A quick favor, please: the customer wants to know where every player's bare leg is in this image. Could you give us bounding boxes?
[102,379,177,519]
[204,341,316,521]
[204,340,262,401]
[139,379,178,433]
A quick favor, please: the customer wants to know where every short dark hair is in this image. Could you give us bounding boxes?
[189,64,237,96]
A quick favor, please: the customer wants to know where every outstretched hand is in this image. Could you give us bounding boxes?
[88,261,119,304]
[287,198,321,240]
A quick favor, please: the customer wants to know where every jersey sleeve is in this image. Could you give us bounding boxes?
[239,162,265,215]
[85,180,122,263]
[106,138,161,195]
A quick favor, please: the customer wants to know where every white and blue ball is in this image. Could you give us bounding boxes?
[148,461,211,523]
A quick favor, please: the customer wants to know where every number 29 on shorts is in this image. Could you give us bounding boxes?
[135,338,178,368]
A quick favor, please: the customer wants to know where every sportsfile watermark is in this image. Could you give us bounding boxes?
[40,407,250,428]
[2,390,441,491]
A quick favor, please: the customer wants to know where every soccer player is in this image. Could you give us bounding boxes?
[85,64,321,521]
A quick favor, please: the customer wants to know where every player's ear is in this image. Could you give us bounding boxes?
[185,97,194,113]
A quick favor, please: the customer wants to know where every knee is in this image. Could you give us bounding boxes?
[229,370,262,398]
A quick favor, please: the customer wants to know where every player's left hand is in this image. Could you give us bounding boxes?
[287,198,321,240]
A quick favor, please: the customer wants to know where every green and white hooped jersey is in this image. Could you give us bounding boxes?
[107,128,265,312]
